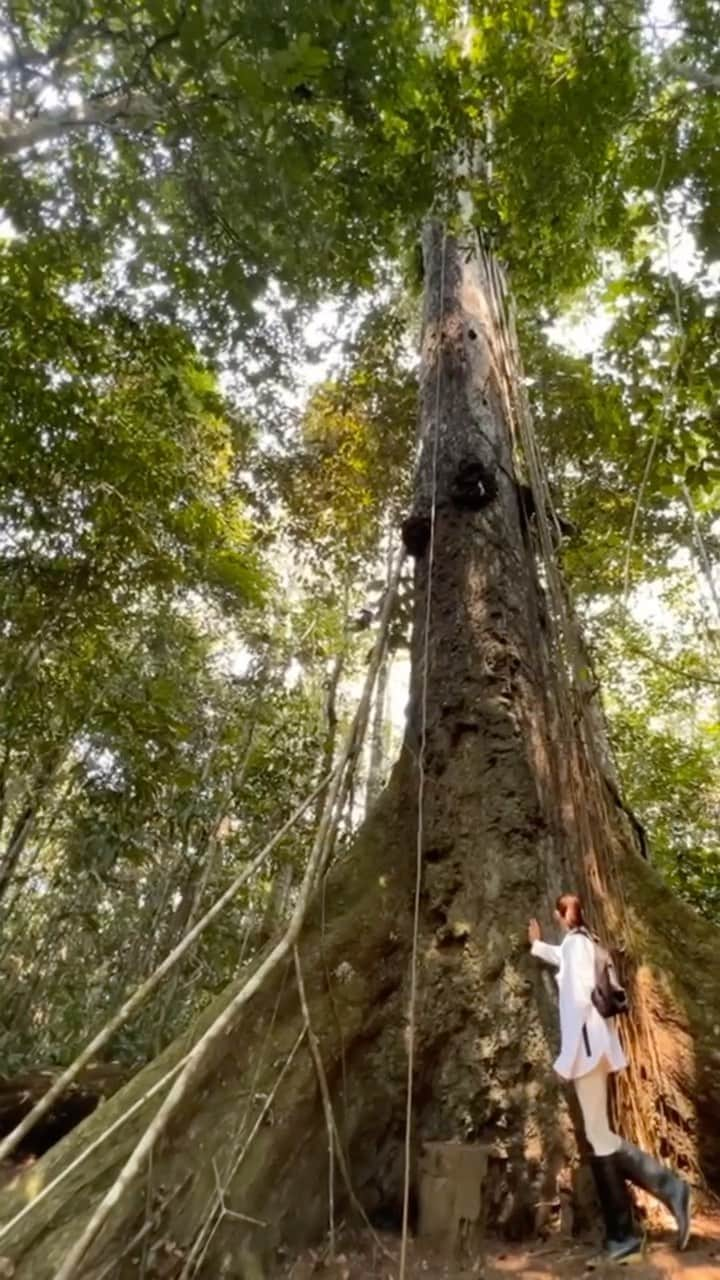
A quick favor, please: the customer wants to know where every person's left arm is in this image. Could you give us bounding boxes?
[528,918,562,968]
[531,939,562,967]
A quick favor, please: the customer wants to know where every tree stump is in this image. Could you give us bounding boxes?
[418,1140,488,1258]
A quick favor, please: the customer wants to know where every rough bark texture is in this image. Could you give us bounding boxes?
[2,229,720,1279]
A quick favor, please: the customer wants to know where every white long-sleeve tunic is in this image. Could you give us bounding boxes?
[532,931,627,1081]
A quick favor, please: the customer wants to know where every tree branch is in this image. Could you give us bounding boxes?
[666,61,720,93]
[0,45,41,75]
[0,91,159,156]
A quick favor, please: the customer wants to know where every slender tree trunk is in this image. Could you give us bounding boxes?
[312,647,346,828]
[0,746,65,905]
[365,647,390,812]
[3,228,720,1278]
[365,539,394,813]
[260,860,294,936]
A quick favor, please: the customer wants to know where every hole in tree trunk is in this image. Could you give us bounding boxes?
[450,459,498,511]
[0,1066,127,1167]
[425,846,451,863]
[401,513,432,557]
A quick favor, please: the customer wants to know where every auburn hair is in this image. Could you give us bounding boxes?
[555,892,585,930]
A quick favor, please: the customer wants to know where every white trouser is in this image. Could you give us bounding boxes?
[574,1061,622,1157]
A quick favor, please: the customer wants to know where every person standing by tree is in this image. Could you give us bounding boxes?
[529,893,691,1262]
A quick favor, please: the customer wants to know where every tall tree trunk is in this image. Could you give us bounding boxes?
[2,228,720,1278]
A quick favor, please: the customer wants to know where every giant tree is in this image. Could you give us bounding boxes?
[1,0,720,1276]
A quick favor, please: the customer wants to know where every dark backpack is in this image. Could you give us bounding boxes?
[575,929,629,1018]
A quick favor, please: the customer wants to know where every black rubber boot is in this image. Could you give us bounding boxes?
[615,1140,691,1251]
[590,1155,643,1263]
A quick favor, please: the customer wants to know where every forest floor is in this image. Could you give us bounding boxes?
[280,1212,720,1279]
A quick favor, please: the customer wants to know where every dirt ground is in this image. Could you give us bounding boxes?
[279,1213,720,1279]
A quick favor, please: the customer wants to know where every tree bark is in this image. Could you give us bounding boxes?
[2,227,720,1278]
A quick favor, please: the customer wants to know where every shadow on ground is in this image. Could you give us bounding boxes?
[279,1212,720,1278]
